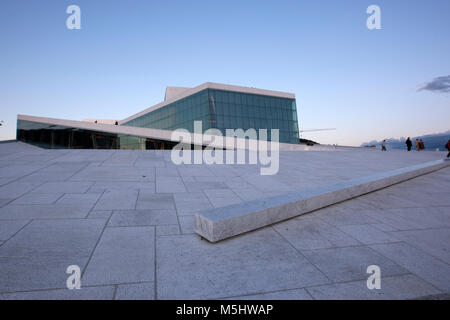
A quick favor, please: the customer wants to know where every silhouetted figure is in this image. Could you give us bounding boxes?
[415,139,420,151]
[115,121,118,125]
[381,140,387,151]
[405,137,412,151]
[94,120,98,123]
[445,139,450,158]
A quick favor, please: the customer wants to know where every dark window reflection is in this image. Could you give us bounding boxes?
[16,120,179,150]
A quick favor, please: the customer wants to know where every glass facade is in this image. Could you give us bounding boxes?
[16,120,179,150]
[123,89,300,144]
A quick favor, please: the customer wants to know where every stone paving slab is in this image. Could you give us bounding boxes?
[156,230,329,299]
[0,220,29,241]
[94,189,139,211]
[17,163,90,183]
[0,199,12,208]
[370,242,450,292]
[115,282,155,300]
[32,182,94,194]
[337,224,399,245]
[0,182,43,199]
[388,207,450,228]
[70,166,156,182]
[108,209,178,227]
[87,181,155,193]
[155,224,181,236]
[136,192,175,210]
[0,178,15,187]
[273,217,361,251]
[0,285,115,300]
[315,207,381,226]
[306,274,440,300]
[82,226,155,286]
[224,288,313,300]
[0,219,106,293]
[387,228,450,265]
[0,204,92,220]
[87,210,112,219]
[55,193,101,208]
[302,246,409,282]
[0,164,46,179]
[156,177,187,193]
[363,208,444,231]
[203,188,242,208]
[10,193,62,205]
[173,192,213,216]
[371,223,398,232]
[179,215,195,234]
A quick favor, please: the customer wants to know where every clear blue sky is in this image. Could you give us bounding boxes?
[1,0,449,146]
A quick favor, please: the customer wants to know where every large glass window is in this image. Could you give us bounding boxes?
[122,88,300,144]
[208,89,300,144]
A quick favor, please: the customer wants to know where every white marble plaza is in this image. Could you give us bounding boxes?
[0,141,449,299]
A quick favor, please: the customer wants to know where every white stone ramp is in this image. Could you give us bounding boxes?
[195,159,450,242]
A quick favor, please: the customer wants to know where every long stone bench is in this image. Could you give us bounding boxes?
[195,159,450,242]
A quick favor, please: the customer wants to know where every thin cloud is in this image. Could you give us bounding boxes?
[419,75,450,93]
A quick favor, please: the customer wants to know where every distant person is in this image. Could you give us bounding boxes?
[445,139,450,158]
[415,139,420,151]
[419,139,425,151]
[405,137,412,151]
[115,121,118,125]
[381,140,387,151]
[94,120,97,123]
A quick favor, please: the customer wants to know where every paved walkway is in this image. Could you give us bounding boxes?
[0,142,449,299]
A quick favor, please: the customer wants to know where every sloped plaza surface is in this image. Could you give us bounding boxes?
[0,141,449,299]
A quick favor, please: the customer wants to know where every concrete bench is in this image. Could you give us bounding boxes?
[195,159,449,242]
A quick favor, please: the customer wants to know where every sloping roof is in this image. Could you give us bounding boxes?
[164,86,190,101]
[17,114,314,150]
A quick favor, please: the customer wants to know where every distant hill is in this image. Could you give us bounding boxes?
[361,131,450,151]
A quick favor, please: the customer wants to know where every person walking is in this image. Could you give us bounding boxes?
[381,140,387,151]
[415,139,420,151]
[445,139,450,158]
[405,137,412,151]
